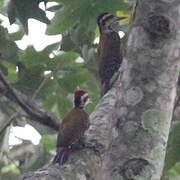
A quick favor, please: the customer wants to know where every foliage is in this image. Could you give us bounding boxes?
[164,163,180,180]
[0,0,179,179]
[21,135,56,171]
[0,0,3,9]
[7,0,50,33]
[48,0,130,54]
[163,122,180,179]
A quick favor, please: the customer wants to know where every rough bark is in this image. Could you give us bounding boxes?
[101,0,180,179]
[22,0,180,179]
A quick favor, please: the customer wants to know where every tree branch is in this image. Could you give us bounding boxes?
[20,67,121,179]
[20,0,180,179]
[0,112,19,135]
[0,72,60,131]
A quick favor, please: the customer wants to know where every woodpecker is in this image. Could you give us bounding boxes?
[97,12,125,95]
[53,89,89,166]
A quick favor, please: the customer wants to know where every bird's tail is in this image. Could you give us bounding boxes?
[52,147,71,166]
[101,80,110,96]
[101,72,119,96]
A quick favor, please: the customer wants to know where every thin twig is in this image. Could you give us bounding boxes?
[0,76,50,134]
[32,77,49,99]
[0,112,19,135]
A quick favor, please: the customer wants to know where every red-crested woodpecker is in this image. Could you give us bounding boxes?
[53,89,89,165]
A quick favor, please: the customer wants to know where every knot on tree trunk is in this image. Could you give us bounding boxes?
[144,13,176,40]
[120,158,153,179]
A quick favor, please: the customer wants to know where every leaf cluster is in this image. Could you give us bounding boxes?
[1,1,179,179]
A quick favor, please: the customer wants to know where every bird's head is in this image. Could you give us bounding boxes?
[74,88,89,109]
[97,12,126,33]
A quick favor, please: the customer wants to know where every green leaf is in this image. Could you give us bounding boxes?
[163,123,180,175]
[20,47,50,67]
[9,28,24,41]
[61,31,77,52]
[0,26,18,61]
[0,0,3,9]
[0,26,8,41]
[1,163,20,174]
[7,0,50,34]
[57,95,72,117]
[41,134,56,152]
[7,64,18,83]
[165,163,180,179]
[48,0,130,35]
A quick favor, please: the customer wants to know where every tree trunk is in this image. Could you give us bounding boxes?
[22,0,180,179]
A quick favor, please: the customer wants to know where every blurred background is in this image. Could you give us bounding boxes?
[0,1,179,179]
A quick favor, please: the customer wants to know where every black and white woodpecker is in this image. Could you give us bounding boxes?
[97,12,125,95]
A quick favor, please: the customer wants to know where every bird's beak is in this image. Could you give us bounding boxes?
[109,16,127,32]
[109,16,127,26]
[113,16,127,22]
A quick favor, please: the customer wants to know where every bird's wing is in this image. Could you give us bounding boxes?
[57,109,89,148]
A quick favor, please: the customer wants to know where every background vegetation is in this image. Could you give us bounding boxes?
[0,0,179,179]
